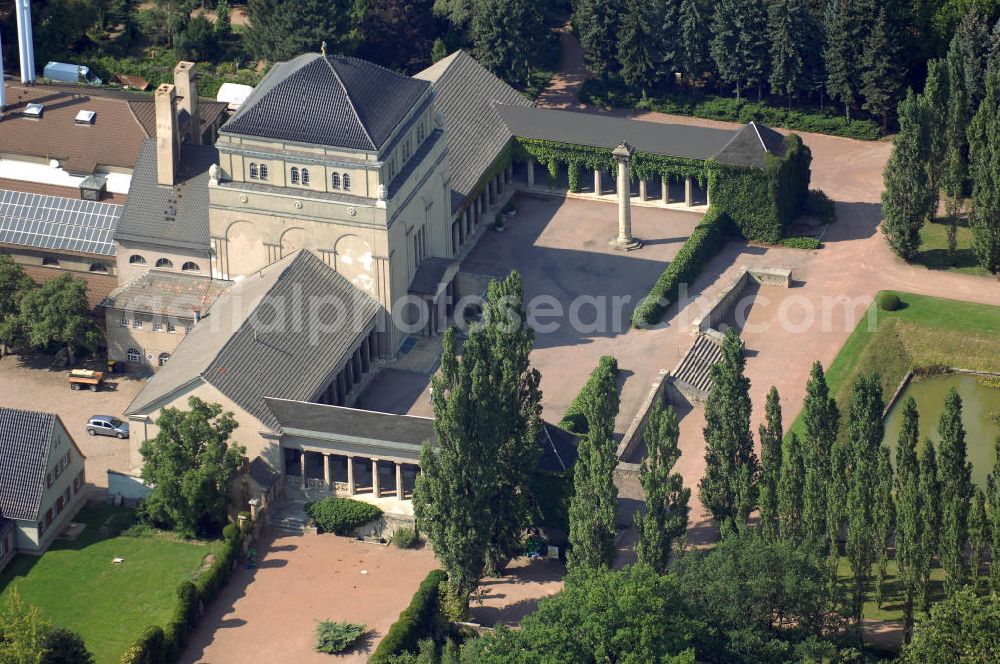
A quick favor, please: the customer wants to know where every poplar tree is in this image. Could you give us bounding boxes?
[778,431,806,543]
[882,89,932,261]
[757,386,783,541]
[937,387,973,595]
[678,0,712,84]
[954,6,991,110]
[845,372,884,632]
[861,9,905,132]
[967,67,1000,274]
[943,41,969,262]
[568,360,620,570]
[968,487,987,593]
[921,59,950,225]
[917,440,941,613]
[826,442,851,598]
[617,0,657,98]
[802,361,839,545]
[987,426,1000,595]
[768,0,806,107]
[894,397,922,641]
[699,328,757,535]
[873,446,895,609]
[634,402,690,573]
[573,0,620,78]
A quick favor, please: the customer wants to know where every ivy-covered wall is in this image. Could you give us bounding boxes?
[511,133,812,244]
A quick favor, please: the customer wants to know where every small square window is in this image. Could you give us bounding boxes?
[167,322,176,333]
[153,321,162,332]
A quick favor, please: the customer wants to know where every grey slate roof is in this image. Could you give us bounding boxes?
[125,250,383,431]
[0,188,121,257]
[496,104,738,160]
[415,51,532,212]
[102,272,231,318]
[537,422,580,474]
[409,257,457,296]
[115,140,216,253]
[248,457,278,490]
[264,398,435,444]
[0,407,57,521]
[221,54,429,152]
[712,121,787,168]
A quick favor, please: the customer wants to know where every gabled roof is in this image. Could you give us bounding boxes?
[0,408,58,521]
[248,457,278,490]
[115,140,216,253]
[415,51,532,211]
[0,188,122,256]
[712,121,786,168]
[221,54,429,152]
[126,250,383,431]
[102,272,231,318]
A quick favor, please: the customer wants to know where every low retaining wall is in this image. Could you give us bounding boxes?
[690,266,792,335]
[617,369,670,463]
[353,512,417,541]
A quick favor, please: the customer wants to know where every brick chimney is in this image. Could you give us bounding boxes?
[155,84,178,186]
[173,61,201,145]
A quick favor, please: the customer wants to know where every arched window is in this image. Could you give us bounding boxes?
[127,348,141,363]
[181,261,199,271]
[301,168,310,185]
[89,262,107,273]
[158,353,170,366]
[42,256,59,266]
[249,163,258,179]
[342,173,351,191]
[331,172,341,190]
[128,254,146,265]
[259,164,269,181]
[290,167,299,185]
[155,258,173,269]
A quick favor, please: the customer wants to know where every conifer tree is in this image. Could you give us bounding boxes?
[245,0,354,61]
[917,440,941,613]
[710,0,744,99]
[617,0,657,98]
[861,9,905,132]
[826,442,851,598]
[824,0,856,121]
[778,431,806,543]
[737,0,770,102]
[987,426,1000,595]
[873,446,895,609]
[894,397,922,641]
[568,359,620,570]
[920,59,949,225]
[471,0,545,89]
[802,361,839,545]
[678,0,712,84]
[699,328,757,535]
[967,67,1000,274]
[954,6,991,110]
[937,387,973,595]
[968,486,987,593]
[845,372,884,632]
[634,402,690,573]
[757,386,783,541]
[573,0,620,78]
[767,0,807,107]
[943,40,970,261]
[882,89,932,261]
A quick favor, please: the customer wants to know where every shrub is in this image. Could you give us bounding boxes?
[119,625,165,664]
[392,527,418,549]
[222,523,239,543]
[559,355,619,434]
[122,522,155,538]
[314,620,366,654]
[780,236,822,250]
[369,569,449,663]
[632,209,730,327]
[805,189,836,225]
[305,497,383,535]
[41,627,94,664]
[876,292,901,311]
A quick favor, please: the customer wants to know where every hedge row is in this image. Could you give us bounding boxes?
[369,569,449,664]
[558,355,620,434]
[120,525,245,663]
[305,497,384,535]
[632,209,731,328]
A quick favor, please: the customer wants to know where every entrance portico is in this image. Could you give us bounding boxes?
[287,447,420,500]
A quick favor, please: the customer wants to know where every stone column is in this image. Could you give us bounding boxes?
[526,159,535,187]
[396,463,404,499]
[612,142,642,251]
[684,177,693,207]
[594,169,602,196]
[372,459,381,497]
[662,176,669,204]
[639,179,647,201]
[361,337,371,373]
[347,456,356,495]
[300,451,307,489]
[323,453,331,488]
[706,180,712,207]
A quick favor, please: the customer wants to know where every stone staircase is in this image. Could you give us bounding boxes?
[671,333,724,401]
[268,498,310,536]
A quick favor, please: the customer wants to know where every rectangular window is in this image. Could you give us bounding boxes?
[153,320,162,332]
[65,451,70,466]
[133,318,143,330]
[64,487,70,505]
[56,496,64,514]
[119,314,128,328]
[73,476,80,494]
[45,509,53,526]
[46,472,52,488]
[167,321,176,333]
[38,522,44,535]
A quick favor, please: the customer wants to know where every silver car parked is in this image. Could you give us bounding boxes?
[86,416,129,439]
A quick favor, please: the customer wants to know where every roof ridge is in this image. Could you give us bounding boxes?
[322,57,377,151]
[749,121,766,151]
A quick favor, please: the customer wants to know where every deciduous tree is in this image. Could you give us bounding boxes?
[14,274,100,363]
[778,431,806,543]
[245,0,355,61]
[937,387,973,595]
[802,361,838,545]
[757,386,783,541]
[918,439,941,613]
[902,588,1000,662]
[894,397,923,640]
[873,445,895,609]
[967,66,1000,274]
[882,89,933,261]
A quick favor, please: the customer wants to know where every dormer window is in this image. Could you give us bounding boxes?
[249,163,258,179]
[301,168,310,185]
[331,173,341,190]
[290,167,300,185]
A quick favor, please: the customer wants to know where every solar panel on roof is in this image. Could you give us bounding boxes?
[0,188,121,256]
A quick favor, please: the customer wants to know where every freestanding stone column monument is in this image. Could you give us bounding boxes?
[612,141,642,251]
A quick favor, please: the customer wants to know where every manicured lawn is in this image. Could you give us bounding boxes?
[0,506,219,664]
[834,555,951,624]
[791,291,1000,440]
[914,218,990,277]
